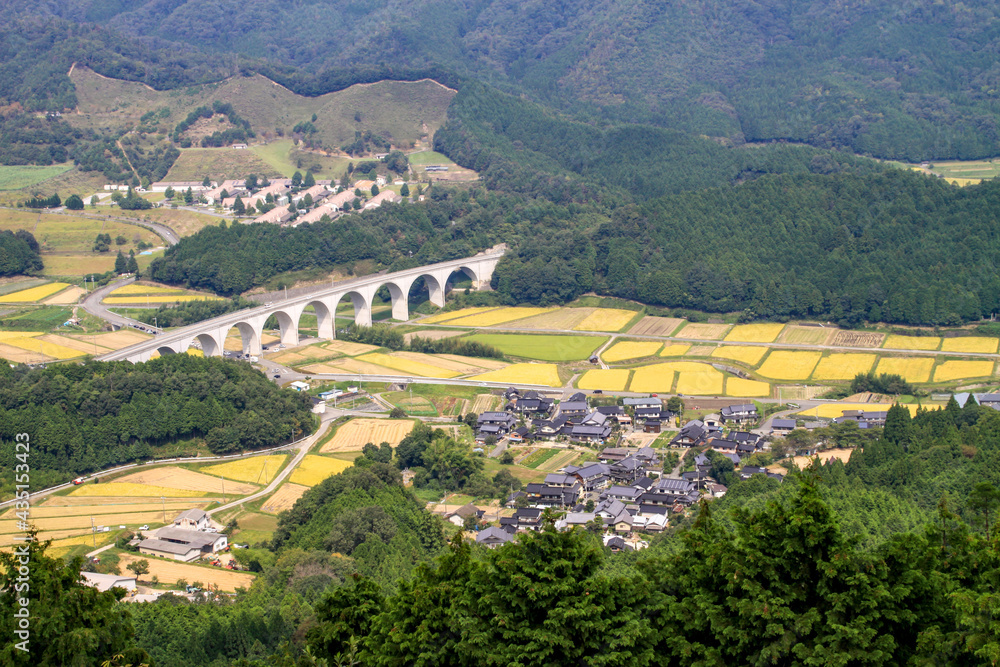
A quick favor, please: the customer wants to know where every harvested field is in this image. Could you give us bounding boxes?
[876,357,934,383]
[812,354,877,381]
[602,341,662,362]
[419,307,497,324]
[573,309,637,332]
[676,322,731,340]
[403,329,465,343]
[269,350,309,365]
[934,360,995,382]
[2,336,83,360]
[304,357,410,376]
[199,455,288,485]
[510,308,594,330]
[104,295,223,304]
[724,323,785,343]
[357,352,461,378]
[0,500,199,520]
[777,448,855,471]
[42,286,86,305]
[779,326,833,345]
[118,554,255,592]
[0,511,169,535]
[940,337,998,354]
[114,467,258,495]
[0,342,47,364]
[685,345,718,356]
[659,344,691,357]
[35,334,112,355]
[756,351,822,380]
[322,340,380,356]
[0,282,71,303]
[883,335,939,351]
[436,353,508,370]
[831,331,885,348]
[0,529,98,547]
[711,346,768,366]
[447,307,557,327]
[577,369,631,391]
[726,378,771,397]
[628,316,684,337]
[260,483,310,514]
[470,394,500,414]
[289,455,353,486]
[392,351,499,374]
[39,494,214,508]
[66,330,151,348]
[320,418,415,453]
[466,363,562,387]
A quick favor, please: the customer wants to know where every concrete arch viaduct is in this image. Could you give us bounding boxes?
[99,250,504,363]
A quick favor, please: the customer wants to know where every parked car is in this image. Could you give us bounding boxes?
[72,477,84,485]
[273,374,281,378]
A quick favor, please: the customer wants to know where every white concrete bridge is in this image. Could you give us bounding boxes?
[99,250,504,363]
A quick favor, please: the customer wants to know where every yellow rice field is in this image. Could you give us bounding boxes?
[628,363,676,393]
[724,323,785,343]
[0,331,43,341]
[711,346,768,366]
[676,368,725,395]
[508,308,594,330]
[940,337,999,354]
[70,483,207,498]
[675,322,731,340]
[779,326,832,345]
[113,467,258,494]
[261,483,310,514]
[1,500,198,520]
[289,455,353,487]
[118,554,255,592]
[800,403,920,419]
[811,354,877,381]
[573,309,637,332]
[199,455,288,485]
[446,307,557,327]
[110,283,188,295]
[685,345,717,356]
[577,369,631,391]
[466,363,562,387]
[876,357,935,383]
[320,418,415,452]
[0,282,70,303]
[34,334,113,355]
[419,307,498,324]
[2,336,84,360]
[0,511,170,535]
[756,351,822,380]
[933,360,995,382]
[659,344,692,357]
[883,335,940,351]
[602,341,663,362]
[103,294,223,304]
[726,378,771,397]
[356,352,461,378]
[630,361,725,395]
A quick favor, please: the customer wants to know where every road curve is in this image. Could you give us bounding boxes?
[79,276,164,334]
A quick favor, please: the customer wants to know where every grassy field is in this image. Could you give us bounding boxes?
[464,333,605,362]
[933,360,995,382]
[756,350,822,380]
[811,353,877,381]
[252,140,352,180]
[724,323,785,343]
[522,448,562,469]
[288,455,353,486]
[602,341,662,362]
[467,363,562,387]
[711,346,768,366]
[166,147,283,181]
[0,164,74,190]
[875,357,935,383]
[577,369,631,391]
[573,308,639,332]
[0,210,161,253]
[407,150,457,166]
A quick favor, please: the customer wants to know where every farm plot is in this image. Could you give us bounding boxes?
[726,378,771,397]
[535,449,579,472]
[777,448,856,472]
[1,500,198,520]
[301,358,411,376]
[419,307,498,324]
[577,369,631,391]
[573,309,637,332]
[466,363,562,387]
[510,308,594,330]
[322,340,381,356]
[659,344,691,357]
[391,351,500,375]
[357,352,461,378]
[118,554,255,592]
[0,282,71,303]
[320,418,415,453]
[812,354,877,381]
[0,511,170,536]
[104,294,223,304]
[800,403,920,419]
[465,333,604,362]
[711,346,768,366]
[403,329,466,342]
[446,307,558,327]
[629,363,678,393]
[66,330,151,349]
[289,455,353,486]
[675,367,725,395]
[261,483,310,514]
[471,394,501,414]
[627,316,684,337]
[113,467,258,495]
[386,392,437,416]
[43,286,86,305]
[831,331,886,348]
[883,335,940,351]
[0,342,48,364]
[686,345,717,356]
[675,323,731,340]
[779,326,833,345]
[436,353,508,371]
[602,341,662,362]
[724,323,785,343]
[875,357,934,383]
[199,455,288,485]
[0,336,84,360]
[756,351,822,380]
[33,334,112,355]
[940,337,998,354]
[933,360,995,382]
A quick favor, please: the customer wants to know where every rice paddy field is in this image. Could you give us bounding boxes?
[445,307,557,327]
[675,322,732,340]
[798,403,921,419]
[940,337,999,354]
[577,369,631,391]
[111,467,258,495]
[464,333,605,362]
[288,455,353,486]
[356,352,462,378]
[198,455,288,485]
[111,283,190,296]
[629,361,723,394]
[779,326,833,345]
[875,357,935,383]
[811,354,877,381]
[659,344,692,357]
[711,346,768,366]
[726,378,771,397]
[69,483,207,498]
[933,360,995,382]
[601,341,663,362]
[103,294,224,304]
[320,418,415,453]
[756,351,822,380]
[0,282,71,303]
[509,308,594,330]
[573,309,638,332]
[260,483,310,514]
[419,307,496,324]
[724,323,785,343]
[466,363,562,387]
[118,554,255,592]
[627,316,684,337]
[883,335,940,351]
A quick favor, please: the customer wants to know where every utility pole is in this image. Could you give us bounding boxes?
[161,496,166,524]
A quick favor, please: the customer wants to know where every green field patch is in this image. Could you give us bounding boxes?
[0,307,74,331]
[0,164,74,191]
[384,391,438,416]
[464,333,606,362]
[521,448,562,469]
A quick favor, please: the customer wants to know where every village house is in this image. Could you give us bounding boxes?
[81,572,137,593]
[476,526,514,548]
[363,190,403,210]
[137,526,228,562]
[720,403,759,426]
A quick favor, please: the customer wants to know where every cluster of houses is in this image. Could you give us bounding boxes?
[136,509,229,562]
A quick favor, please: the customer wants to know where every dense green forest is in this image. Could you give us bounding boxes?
[0,355,314,494]
[0,230,42,276]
